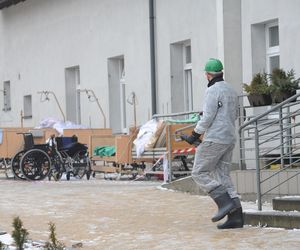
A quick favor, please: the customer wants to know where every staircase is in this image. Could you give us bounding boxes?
[239,92,300,228]
[239,93,300,210]
[244,197,300,229]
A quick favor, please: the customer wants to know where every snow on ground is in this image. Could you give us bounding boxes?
[0,177,300,249]
[0,233,13,246]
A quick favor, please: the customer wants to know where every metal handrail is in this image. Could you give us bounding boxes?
[239,92,300,132]
[239,92,300,210]
[152,111,201,119]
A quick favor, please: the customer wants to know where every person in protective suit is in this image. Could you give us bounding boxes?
[182,58,243,229]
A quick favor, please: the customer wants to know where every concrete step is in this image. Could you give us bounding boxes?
[244,210,300,229]
[272,197,300,211]
[162,176,205,195]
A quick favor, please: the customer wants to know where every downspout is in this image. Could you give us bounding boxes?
[149,0,157,115]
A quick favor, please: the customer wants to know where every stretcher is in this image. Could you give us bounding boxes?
[90,111,200,181]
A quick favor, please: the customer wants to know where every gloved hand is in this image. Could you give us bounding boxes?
[180,131,202,146]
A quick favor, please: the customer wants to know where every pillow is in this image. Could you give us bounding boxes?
[145,120,166,149]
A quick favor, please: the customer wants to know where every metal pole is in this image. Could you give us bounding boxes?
[50,92,66,122]
[238,97,246,170]
[37,91,66,122]
[78,89,107,128]
[167,125,172,182]
[149,0,157,115]
[255,124,262,211]
[279,108,284,168]
[239,130,244,170]
[90,89,106,128]
[152,111,200,119]
[287,106,292,165]
[20,110,24,128]
[133,92,137,129]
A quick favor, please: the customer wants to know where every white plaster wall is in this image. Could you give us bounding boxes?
[155,0,243,164]
[155,0,242,112]
[242,0,300,83]
[241,0,300,169]
[0,12,3,97]
[278,0,300,73]
[0,0,151,128]
[155,0,220,114]
[0,0,244,162]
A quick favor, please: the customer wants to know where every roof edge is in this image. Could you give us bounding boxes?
[0,0,26,10]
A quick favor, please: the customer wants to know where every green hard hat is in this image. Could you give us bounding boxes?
[204,58,223,73]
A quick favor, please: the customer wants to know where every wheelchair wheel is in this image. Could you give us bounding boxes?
[20,149,51,181]
[11,151,27,180]
[72,150,90,179]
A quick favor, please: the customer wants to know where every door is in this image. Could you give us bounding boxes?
[108,56,126,133]
[65,66,81,124]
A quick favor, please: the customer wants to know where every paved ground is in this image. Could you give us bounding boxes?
[0,176,300,249]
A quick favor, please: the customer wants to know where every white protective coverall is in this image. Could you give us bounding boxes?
[192,79,239,198]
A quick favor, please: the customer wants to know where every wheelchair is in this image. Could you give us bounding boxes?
[12,133,91,181]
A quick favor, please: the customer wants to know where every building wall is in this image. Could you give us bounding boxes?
[0,0,151,128]
[155,0,218,114]
[0,0,243,124]
[242,0,300,83]
[0,12,3,98]
[0,0,245,162]
[155,0,242,113]
[240,0,300,168]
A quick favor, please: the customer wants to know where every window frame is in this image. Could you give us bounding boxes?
[183,42,193,111]
[3,81,11,112]
[23,94,32,119]
[119,58,127,132]
[265,22,280,73]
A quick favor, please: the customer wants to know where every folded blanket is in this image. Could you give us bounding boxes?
[166,113,200,123]
[93,146,116,157]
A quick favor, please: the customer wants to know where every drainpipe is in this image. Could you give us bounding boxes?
[149,0,157,115]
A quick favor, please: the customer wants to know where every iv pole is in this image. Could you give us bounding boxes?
[37,91,66,122]
[78,89,106,128]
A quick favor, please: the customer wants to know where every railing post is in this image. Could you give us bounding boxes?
[254,124,262,211]
[167,125,172,182]
[238,97,246,170]
[279,107,284,169]
[239,129,245,170]
[287,106,293,165]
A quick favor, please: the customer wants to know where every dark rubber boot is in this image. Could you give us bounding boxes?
[217,198,244,229]
[209,187,236,222]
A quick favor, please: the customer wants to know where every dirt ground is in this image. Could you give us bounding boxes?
[0,176,300,250]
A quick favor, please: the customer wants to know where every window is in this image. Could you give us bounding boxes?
[65,66,81,124]
[3,81,11,111]
[119,58,127,131]
[266,22,280,73]
[183,43,193,111]
[108,56,126,133]
[23,95,32,119]
[185,45,192,64]
[170,40,193,113]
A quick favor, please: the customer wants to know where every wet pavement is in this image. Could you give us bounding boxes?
[0,176,300,249]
